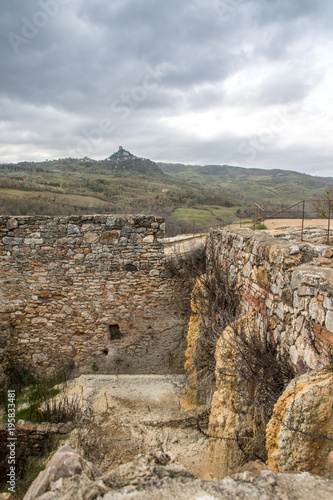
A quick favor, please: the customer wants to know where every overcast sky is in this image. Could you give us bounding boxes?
[1,0,333,176]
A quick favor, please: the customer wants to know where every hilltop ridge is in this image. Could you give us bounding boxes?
[103,146,165,177]
[107,146,136,161]
[0,150,332,234]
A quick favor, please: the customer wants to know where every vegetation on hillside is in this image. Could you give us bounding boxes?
[1,151,332,235]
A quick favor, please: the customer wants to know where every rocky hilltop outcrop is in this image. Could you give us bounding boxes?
[105,147,165,177]
[107,146,136,161]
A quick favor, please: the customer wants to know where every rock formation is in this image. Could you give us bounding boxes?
[184,276,207,406]
[209,312,268,479]
[185,227,333,479]
[23,445,333,500]
[266,366,333,479]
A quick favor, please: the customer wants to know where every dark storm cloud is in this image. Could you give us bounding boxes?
[0,0,332,174]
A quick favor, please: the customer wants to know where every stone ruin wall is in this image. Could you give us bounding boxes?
[195,227,333,479]
[0,215,190,378]
[207,227,333,372]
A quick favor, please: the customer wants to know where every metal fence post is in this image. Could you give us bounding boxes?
[301,201,305,241]
[328,199,331,245]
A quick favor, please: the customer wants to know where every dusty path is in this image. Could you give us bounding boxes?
[258,218,330,235]
[64,375,210,479]
[230,218,330,235]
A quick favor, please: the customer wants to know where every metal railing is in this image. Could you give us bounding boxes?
[253,203,265,229]
[259,199,332,244]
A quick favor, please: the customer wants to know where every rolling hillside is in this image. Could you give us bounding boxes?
[0,148,332,235]
[158,163,333,205]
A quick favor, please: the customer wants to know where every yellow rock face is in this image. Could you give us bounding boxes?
[266,367,333,479]
[209,311,267,479]
[257,266,268,288]
[184,276,205,407]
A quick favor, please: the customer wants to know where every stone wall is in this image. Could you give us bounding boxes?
[185,227,333,478]
[207,228,333,372]
[0,215,189,377]
[0,420,71,450]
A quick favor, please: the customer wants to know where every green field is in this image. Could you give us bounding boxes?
[1,152,332,235]
[171,205,244,227]
[0,189,108,208]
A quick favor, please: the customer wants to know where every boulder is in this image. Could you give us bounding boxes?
[209,312,268,479]
[22,446,333,500]
[266,367,333,478]
[23,445,102,500]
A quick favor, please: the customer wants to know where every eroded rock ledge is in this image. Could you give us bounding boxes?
[24,445,333,500]
[185,227,333,480]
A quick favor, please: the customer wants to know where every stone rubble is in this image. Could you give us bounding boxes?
[23,445,333,500]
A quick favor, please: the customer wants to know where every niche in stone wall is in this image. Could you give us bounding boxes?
[123,264,138,272]
[109,324,122,341]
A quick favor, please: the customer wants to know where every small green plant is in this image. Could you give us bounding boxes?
[92,362,99,372]
[0,361,75,423]
[4,362,36,395]
[255,223,267,230]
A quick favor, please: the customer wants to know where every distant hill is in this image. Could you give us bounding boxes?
[104,146,165,177]
[158,162,333,205]
[0,150,332,235]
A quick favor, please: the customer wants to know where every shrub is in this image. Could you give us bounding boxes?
[1,361,76,423]
[216,316,294,418]
[165,239,207,285]
[187,238,240,401]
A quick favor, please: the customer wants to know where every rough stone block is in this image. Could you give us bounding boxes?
[326,311,333,333]
[24,238,44,245]
[3,237,23,245]
[67,224,80,235]
[143,235,154,243]
[100,231,120,244]
[324,296,333,311]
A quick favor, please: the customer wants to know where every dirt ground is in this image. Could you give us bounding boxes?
[165,219,331,254]
[235,218,331,235]
[63,375,211,480]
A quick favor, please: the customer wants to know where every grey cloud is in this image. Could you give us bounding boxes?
[0,0,332,176]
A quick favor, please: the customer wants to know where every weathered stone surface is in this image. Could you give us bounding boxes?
[83,232,99,243]
[326,311,333,332]
[3,237,23,245]
[100,230,120,244]
[184,276,212,406]
[103,453,194,489]
[203,228,333,373]
[185,228,333,482]
[67,224,80,235]
[266,367,333,479]
[209,312,267,479]
[24,445,102,500]
[24,447,333,500]
[0,215,190,377]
